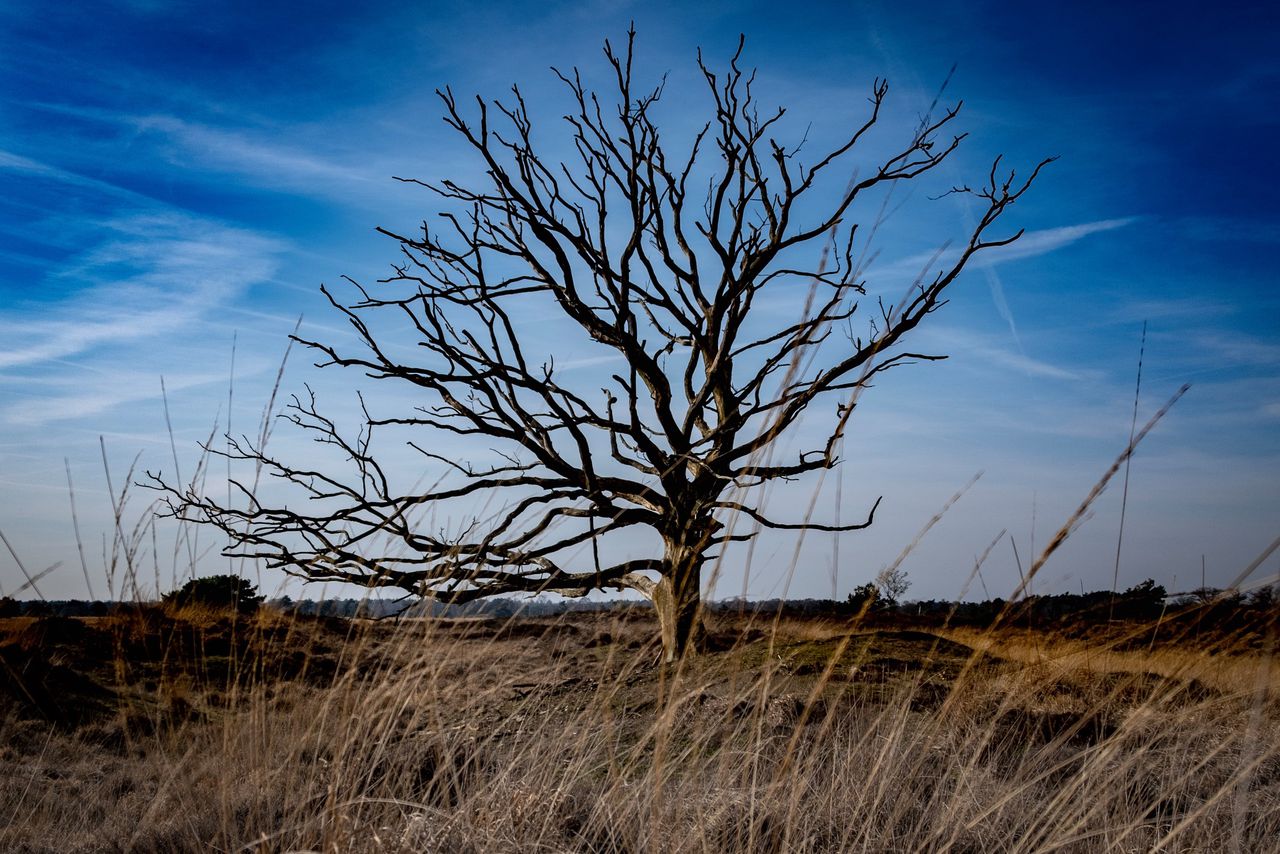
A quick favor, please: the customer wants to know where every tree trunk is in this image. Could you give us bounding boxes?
[652,542,705,663]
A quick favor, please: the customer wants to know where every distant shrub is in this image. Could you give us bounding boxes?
[846,583,882,613]
[1113,578,1167,621]
[0,596,20,617]
[162,575,264,614]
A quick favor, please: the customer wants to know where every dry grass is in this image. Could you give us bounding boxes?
[2,606,1277,853]
[943,625,1280,699]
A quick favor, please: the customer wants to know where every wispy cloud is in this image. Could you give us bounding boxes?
[974,219,1135,357]
[0,211,284,371]
[922,327,1089,381]
[975,346,1083,381]
[549,353,627,372]
[3,368,229,426]
[1104,296,1237,325]
[0,148,155,205]
[878,217,1138,279]
[9,100,394,199]
[974,218,1138,266]
[1188,331,1280,369]
[876,217,1138,365]
[132,114,380,191]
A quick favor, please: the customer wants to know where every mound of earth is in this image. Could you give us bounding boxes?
[0,641,114,726]
[0,611,359,729]
[756,629,992,677]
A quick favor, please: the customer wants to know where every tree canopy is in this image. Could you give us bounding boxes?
[154,32,1050,660]
[162,574,264,614]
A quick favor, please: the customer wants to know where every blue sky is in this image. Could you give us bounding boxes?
[1,0,1277,602]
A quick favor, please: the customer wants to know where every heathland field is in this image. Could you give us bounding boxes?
[1,603,1277,853]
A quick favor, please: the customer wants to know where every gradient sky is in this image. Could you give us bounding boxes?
[1,0,1277,603]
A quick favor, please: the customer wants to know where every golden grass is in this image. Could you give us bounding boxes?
[943,625,1280,699]
[2,607,1276,853]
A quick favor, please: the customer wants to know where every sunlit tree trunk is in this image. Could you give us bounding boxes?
[652,539,706,662]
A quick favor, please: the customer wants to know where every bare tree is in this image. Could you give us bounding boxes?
[874,567,911,606]
[153,31,1050,661]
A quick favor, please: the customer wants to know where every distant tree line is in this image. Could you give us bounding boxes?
[0,593,642,620]
[3,579,1276,635]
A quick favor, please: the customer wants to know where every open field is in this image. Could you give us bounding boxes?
[4,4,1277,853]
[1,606,1277,853]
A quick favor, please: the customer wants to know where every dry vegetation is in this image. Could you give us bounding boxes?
[2,603,1277,853]
[5,27,1273,854]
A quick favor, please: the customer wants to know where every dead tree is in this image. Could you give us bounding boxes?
[153,32,1050,661]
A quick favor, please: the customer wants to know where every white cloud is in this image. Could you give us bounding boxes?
[973,218,1138,266]
[11,100,403,200]
[132,114,379,190]
[0,148,155,204]
[975,347,1083,381]
[3,369,229,426]
[1104,296,1237,325]
[920,326,1090,382]
[873,217,1138,367]
[1189,331,1280,368]
[550,353,627,372]
[878,217,1138,279]
[0,211,284,371]
[7,96,416,206]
